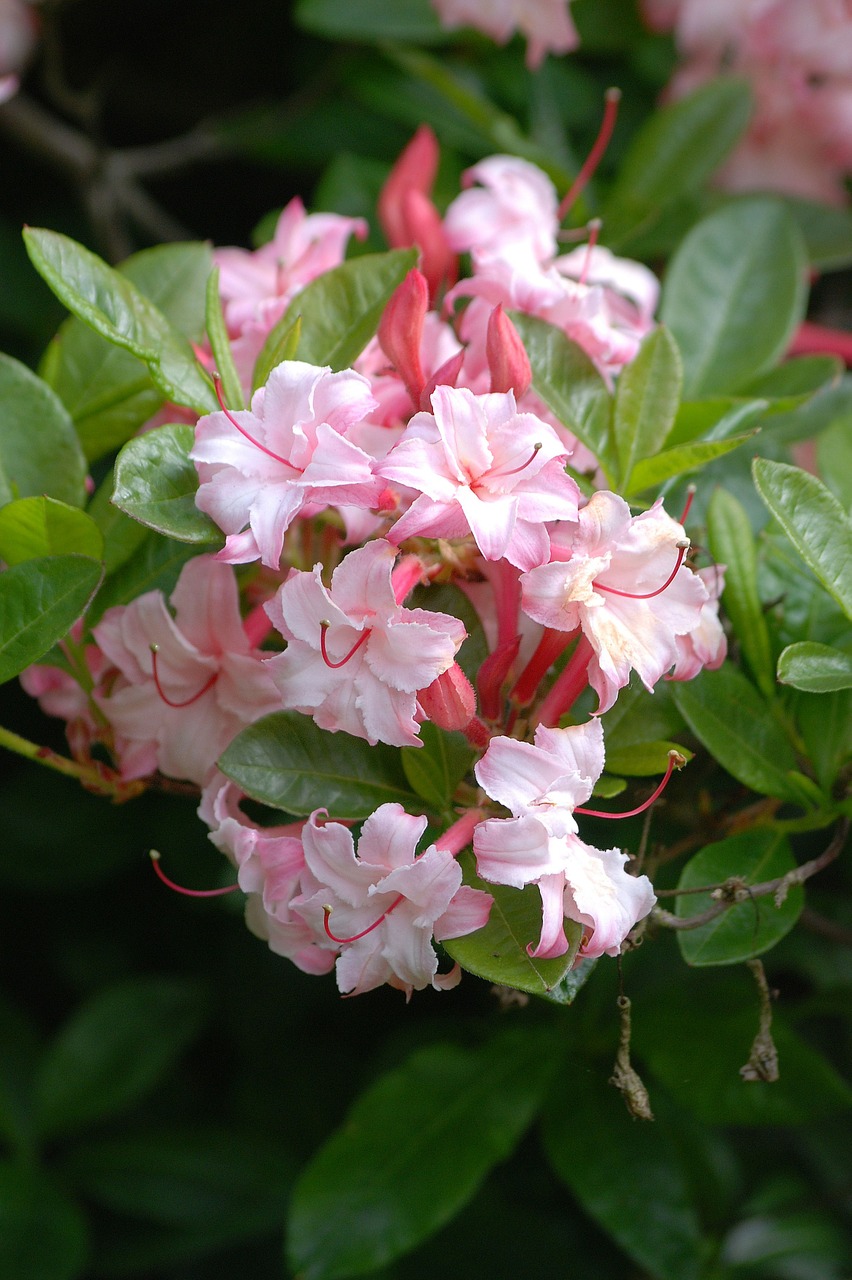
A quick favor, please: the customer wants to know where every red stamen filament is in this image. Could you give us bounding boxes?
[150,645,218,708]
[149,850,240,898]
[323,894,404,944]
[679,485,696,526]
[499,442,542,479]
[595,541,690,601]
[575,752,682,820]
[213,375,293,467]
[579,218,602,287]
[558,88,622,219]
[319,622,371,669]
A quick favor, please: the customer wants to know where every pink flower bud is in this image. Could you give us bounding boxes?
[378,268,429,405]
[378,125,440,249]
[486,304,532,398]
[402,189,458,300]
[418,662,476,731]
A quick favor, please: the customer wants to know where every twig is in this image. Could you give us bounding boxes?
[739,958,779,1083]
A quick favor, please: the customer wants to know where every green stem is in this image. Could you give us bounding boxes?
[0,724,145,801]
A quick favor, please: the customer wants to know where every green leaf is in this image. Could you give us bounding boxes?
[295,0,445,41]
[36,977,208,1140]
[707,486,775,698]
[600,675,685,751]
[87,531,199,628]
[666,397,768,449]
[252,314,301,393]
[671,663,800,801]
[817,412,852,510]
[613,326,682,490]
[542,1069,703,1280]
[741,354,842,400]
[43,241,212,463]
[0,353,87,508]
[605,740,692,777]
[511,314,615,481]
[86,469,149,574]
[675,828,803,966]
[443,852,582,998]
[112,424,221,545]
[778,641,852,693]
[23,228,215,414]
[753,457,852,620]
[286,248,417,370]
[0,556,102,685]
[0,1163,88,1280]
[205,266,245,410]
[625,431,756,496]
[287,1028,559,1279]
[605,78,752,249]
[401,721,473,811]
[783,195,852,270]
[0,498,103,566]
[219,711,421,819]
[660,199,808,397]
[0,994,40,1159]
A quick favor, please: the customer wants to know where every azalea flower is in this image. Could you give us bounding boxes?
[430,0,579,69]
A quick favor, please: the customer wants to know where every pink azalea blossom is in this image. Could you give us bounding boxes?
[669,564,727,681]
[430,0,579,69]
[444,155,560,266]
[520,492,708,712]
[378,385,580,571]
[473,721,655,959]
[191,360,383,569]
[264,539,466,748]
[291,805,492,997]
[93,556,280,786]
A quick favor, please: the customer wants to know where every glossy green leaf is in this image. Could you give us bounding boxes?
[0,497,103,566]
[742,355,842,400]
[625,430,756,496]
[42,241,212,463]
[219,711,421,819]
[665,397,768,449]
[205,266,245,410]
[778,641,852,693]
[0,1163,88,1280]
[23,228,215,414]
[753,457,852,620]
[817,413,852,510]
[605,740,692,777]
[784,194,852,270]
[599,675,685,751]
[444,852,582,998]
[0,556,102,685]
[675,828,803,966]
[252,314,301,392]
[295,0,444,41]
[112,424,221,544]
[86,470,150,574]
[606,78,752,249]
[286,247,417,370]
[707,486,775,698]
[796,688,852,792]
[287,1027,559,1279]
[542,1068,703,1280]
[511,313,615,481]
[660,199,808,397]
[401,722,473,811]
[0,353,87,508]
[671,663,800,801]
[36,977,208,1139]
[87,531,199,627]
[613,326,682,489]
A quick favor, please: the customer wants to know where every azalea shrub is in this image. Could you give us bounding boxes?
[0,1,851,1278]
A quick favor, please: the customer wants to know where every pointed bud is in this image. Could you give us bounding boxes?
[477,634,521,721]
[378,125,440,249]
[486,304,531,398]
[378,268,429,406]
[402,189,458,300]
[420,348,466,411]
[418,662,476,732]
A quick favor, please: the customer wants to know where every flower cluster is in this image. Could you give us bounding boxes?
[20,134,728,999]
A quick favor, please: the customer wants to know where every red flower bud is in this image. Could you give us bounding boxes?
[486,304,532,398]
[418,662,476,731]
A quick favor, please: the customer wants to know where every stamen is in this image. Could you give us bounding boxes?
[150,645,218,708]
[575,751,684,820]
[596,541,690,601]
[679,485,696,526]
[213,375,293,467]
[499,442,542,479]
[149,850,240,898]
[319,621,370,669]
[558,88,622,219]
[578,219,602,288]
[322,895,404,944]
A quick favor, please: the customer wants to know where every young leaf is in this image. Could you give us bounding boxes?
[401,721,473,812]
[205,266,245,410]
[36,977,208,1140]
[707,486,775,698]
[660,199,808,397]
[510,313,615,481]
[219,711,421,819]
[112,424,222,545]
[671,663,800,801]
[0,498,103,566]
[613,326,683,490]
[674,828,803,966]
[23,228,215,414]
[443,852,582,998]
[287,1027,560,1280]
[777,641,852,693]
[0,1162,89,1280]
[0,556,102,685]
[753,457,852,620]
[625,431,756,496]
[0,353,87,509]
[285,247,417,369]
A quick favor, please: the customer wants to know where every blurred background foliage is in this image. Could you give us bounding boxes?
[1,1,851,1278]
